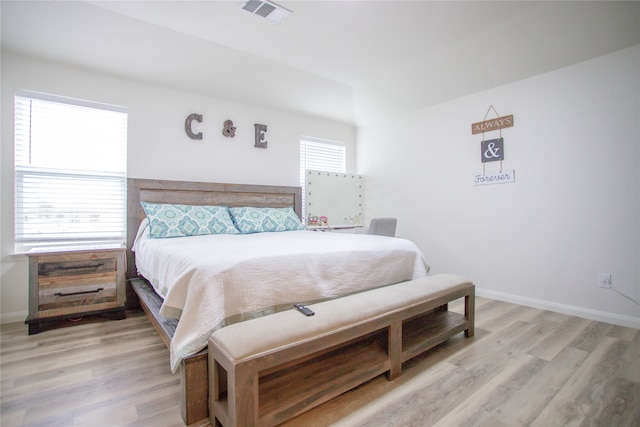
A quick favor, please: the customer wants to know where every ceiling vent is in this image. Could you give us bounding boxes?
[240,0,291,24]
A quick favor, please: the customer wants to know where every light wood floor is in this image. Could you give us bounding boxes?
[1,297,638,426]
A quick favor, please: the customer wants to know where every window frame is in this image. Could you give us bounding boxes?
[13,90,128,252]
[299,136,347,223]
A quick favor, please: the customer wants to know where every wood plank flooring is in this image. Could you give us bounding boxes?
[1,297,638,426]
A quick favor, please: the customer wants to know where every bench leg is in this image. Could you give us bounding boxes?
[211,359,229,427]
[228,361,259,427]
[465,289,475,337]
[387,320,402,380]
[210,352,258,427]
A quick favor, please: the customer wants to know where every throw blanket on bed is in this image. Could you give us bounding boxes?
[134,225,429,372]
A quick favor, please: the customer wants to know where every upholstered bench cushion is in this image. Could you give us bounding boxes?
[210,273,472,363]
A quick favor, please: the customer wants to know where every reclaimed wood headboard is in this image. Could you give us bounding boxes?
[126,178,302,279]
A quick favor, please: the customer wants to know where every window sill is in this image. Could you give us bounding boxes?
[7,252,28,260]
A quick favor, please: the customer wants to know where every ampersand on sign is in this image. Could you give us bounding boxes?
[481,138,504,163]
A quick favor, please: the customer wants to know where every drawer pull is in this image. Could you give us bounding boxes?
[54,288,104,297]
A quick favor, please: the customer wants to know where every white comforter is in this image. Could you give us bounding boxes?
[134,224,429,372]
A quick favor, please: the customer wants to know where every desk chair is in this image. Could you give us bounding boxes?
[368,218,397,237]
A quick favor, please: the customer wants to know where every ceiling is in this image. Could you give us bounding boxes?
[2,1,639,125]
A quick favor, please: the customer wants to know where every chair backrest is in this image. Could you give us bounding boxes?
[368,218,397,237]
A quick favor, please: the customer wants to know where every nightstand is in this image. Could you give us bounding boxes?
[25,246,126,335]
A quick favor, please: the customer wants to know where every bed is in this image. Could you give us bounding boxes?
[125,178,430,424]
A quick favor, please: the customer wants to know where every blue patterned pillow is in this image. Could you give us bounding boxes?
[141,202,239,238]
[229,207,306,234]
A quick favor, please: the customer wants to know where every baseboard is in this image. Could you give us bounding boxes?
[476,288,640,330]
[1,310,28,325]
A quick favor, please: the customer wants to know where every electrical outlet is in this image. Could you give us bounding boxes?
[598,273,612,289]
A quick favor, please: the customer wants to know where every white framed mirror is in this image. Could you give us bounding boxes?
[305,170,363,227]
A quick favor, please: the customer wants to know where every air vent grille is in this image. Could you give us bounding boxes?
[242,0,262,13]
[255,3,276,18]
[240,0,291,24]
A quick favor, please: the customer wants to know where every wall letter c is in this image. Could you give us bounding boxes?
[185,114,203,140]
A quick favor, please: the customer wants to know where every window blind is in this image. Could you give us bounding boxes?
[299,138,346,222]
[14,90,128,251]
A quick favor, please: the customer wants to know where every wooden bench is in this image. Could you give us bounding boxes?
[208,273,475,427]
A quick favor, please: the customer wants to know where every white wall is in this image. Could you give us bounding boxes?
[0,52,356,323]
[358,45,640,328]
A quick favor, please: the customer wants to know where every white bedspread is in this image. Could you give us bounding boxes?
[134,224,429,372]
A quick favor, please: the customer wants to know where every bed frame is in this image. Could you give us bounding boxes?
[126,178,303,425]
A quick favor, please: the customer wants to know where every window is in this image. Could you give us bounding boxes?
[14,90,127,251]
[299,137,346,222]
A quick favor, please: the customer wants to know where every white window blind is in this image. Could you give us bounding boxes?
[14,90,128,251]
[299,138,346,222]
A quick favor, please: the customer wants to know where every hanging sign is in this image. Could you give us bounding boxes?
[472,105,515,186]
[481,138,504,163]
[473,169,515,186]
[471,114,513,135]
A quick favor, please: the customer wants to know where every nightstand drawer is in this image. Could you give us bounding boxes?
[38,257,117,277]
[38,274,119,317]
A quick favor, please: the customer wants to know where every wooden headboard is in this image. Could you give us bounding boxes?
[126,178,302,279]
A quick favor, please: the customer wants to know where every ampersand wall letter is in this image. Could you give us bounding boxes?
[222,120,236,138]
